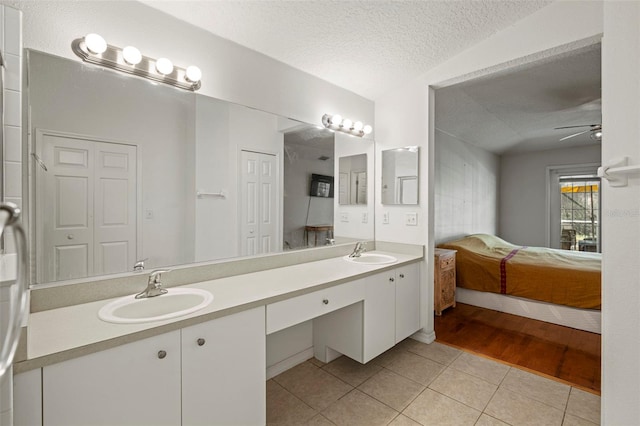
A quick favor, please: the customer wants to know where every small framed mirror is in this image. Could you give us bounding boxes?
[381,146,419,205]
[338,154,367,205]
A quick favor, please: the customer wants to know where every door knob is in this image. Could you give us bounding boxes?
[67,234,74,240]
[322,299,329,305]
[197,338,206,346]
[157,350,167,359]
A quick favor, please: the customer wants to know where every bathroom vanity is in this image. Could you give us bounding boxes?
[13,246,423,426]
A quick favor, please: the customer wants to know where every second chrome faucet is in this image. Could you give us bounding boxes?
[135,269,171,299]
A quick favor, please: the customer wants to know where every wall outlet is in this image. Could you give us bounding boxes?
[361,212,368,223]
[405,212,417,226]
[382,212,389,224]
[340,212,349,222]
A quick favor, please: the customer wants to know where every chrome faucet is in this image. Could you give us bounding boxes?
[349,242,366,258]
[135,269,171,299]
[133,258,148,272]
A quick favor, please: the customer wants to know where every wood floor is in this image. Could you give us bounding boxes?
[434,303,601,394]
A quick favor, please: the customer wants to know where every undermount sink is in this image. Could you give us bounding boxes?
[98,288,213,324]
[343,253,397,265]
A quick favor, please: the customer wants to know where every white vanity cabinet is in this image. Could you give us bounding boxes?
[314,262,421,364]
[182,306,265,425]
[43,330,182,426]
[40,306,266,426]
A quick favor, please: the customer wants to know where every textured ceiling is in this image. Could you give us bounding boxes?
[140,0,553,100]
[435,44,602,154]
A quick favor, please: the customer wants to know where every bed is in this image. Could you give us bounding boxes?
[438,234,601,333]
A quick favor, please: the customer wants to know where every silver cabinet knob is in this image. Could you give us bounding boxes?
[157,350,167,359]
[197,338,206,346]
[389,277,395,282]
[322,299,329,305]
[399,274,405,279]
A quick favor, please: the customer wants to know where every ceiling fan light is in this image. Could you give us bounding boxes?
[591,131,603,141]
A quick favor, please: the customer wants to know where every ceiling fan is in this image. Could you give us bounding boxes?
[555,124,602,141]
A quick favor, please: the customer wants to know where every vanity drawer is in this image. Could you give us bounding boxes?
[266,279,365,334]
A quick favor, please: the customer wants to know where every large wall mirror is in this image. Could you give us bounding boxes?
[381,146,419,205]
[26,50,374,286]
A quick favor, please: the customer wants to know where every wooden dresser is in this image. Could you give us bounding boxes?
[434,248,457,315]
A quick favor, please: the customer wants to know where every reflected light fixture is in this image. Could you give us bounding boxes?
[591,130,603,141]
[72,33,202,91]
[322,113,372,137]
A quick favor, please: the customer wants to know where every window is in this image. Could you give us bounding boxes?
[559,175,600,252]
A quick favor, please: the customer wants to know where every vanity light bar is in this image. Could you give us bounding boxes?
[72,33,202,91]
[322,114,372,137]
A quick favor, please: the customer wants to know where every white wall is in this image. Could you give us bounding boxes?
[375,0,603,344]
[499,144,601,247]
[1,5,22,255]
[601,2,640,423]
[434,130,499,244]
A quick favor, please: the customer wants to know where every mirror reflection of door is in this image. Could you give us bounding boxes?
[36,130,138,283]
[239,150,279,256]
[398,176,418,204]
[351,170,367,204]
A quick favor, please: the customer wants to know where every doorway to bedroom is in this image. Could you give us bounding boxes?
[432,42,602,388]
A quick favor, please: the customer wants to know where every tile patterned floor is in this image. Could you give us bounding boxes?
[267,339,601,426]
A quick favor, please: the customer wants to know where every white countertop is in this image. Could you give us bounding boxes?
[18,250,422,372]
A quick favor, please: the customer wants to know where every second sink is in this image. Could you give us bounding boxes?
[98,288,213,324]
[344,253,397,265]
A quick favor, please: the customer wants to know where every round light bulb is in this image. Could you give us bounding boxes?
[342,119,353,130]
[122,46,142,65]
[85,33,107,54]
[363,125,373,135]
[185,65,202,83]
[155,58,174,75]
[353,121,364,131]
[330,114,342,126]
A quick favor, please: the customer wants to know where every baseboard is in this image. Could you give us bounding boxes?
[411,329,436,344]
[266,347,314,380]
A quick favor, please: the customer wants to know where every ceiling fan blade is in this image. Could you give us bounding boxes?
[559,129,591,141]
[554,124,599,130]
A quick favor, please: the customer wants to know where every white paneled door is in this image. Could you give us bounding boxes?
[239,150,278,256]
[36,131,137,283]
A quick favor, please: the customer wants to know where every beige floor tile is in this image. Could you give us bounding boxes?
[450,352,510,385]
[429,367,498,411]
[322,356,383,387]
[307,414,336,425]
[388,414,422,426]
[485,387,564,426]
[273,361,353,411]
[266,380,318,425]
[566,388,601,425]
[563,413,599,426]
[408,341,462,365]
[501,368,571,410]
[370,345,407,367]
[322,389,399,426]
[386,351,446,385]
[309,357,327,368]
[358,368,425,411]
[474,414,510,426]
[403,388,481,426]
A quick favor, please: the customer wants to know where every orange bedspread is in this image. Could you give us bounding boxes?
[439,234,601,310]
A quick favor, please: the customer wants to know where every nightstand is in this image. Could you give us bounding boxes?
[434,248,457,315]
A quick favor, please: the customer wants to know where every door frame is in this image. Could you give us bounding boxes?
[33,129,143,284]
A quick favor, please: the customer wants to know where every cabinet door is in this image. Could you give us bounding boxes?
[182,306,266,426]
[43,331,181,426]
[395,262,421,342]
[363,271,396,362]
